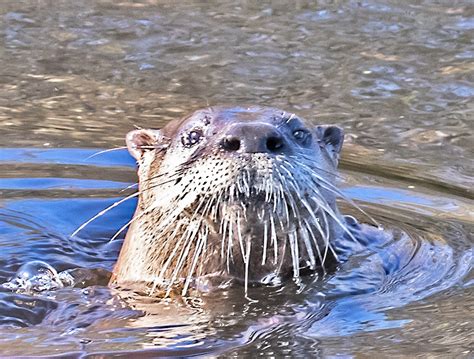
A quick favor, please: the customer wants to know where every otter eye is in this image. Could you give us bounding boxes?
[182,129,203,147]
[293,129,307,140]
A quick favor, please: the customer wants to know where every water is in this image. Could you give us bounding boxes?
[0,0,472,356]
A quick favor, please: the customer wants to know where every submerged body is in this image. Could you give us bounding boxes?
[111,106,374,295]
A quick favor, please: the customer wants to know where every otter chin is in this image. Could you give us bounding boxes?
[110,106,361,296]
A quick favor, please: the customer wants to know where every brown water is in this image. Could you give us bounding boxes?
[0,1,472,357]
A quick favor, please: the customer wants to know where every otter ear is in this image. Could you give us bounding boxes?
[314,125,344,158]
[126,129,163,161]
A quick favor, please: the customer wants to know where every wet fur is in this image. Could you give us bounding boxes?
[110,106,362,296]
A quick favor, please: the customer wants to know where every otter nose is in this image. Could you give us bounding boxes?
[220,123,287,154]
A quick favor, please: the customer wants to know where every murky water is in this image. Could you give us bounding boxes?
[0,1,472,357]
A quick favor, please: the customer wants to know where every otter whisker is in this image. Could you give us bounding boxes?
[150,177,212,233]
[303,218,324,271]
[71,191,140,238]
[241,168,250,197]
[319,209,331,267]
[277,160,300,183]
[244,235,251,297]
[139,156,207,195]
[309,195,357,246]
[288,186,316,278]
[84,146,128,161]
[119,182,138,193]
[299,193,330,260]
[236,174,244,195]
[262,219,269,266]
[265,174,272,203]
[226,212,234,273]
[211,189,224,222]
[224,184,237,272]
[160,221,203,295]
[272,179,279,213]
[279,171,325,270]
[283,186,312,278]
[275,178,290,225]
[236,211,245,265]
[108,211,144,243]
[310,174,378,227]
[149,219,187,295]
[318,209,338,268]
[286,184,299,223]
[270,215,278,265]
[73,165,188,238]
[282,156,341,193]
[182,226,208,296]
[157,217,192,278]
[220,211,228,260]
[286,153,342,179]
[319,209,339,265]
[297,222,315,269]
[282,176,302,222]
[293,192,329,265]
[287,229,297,279]
[156,196,208,275]
[134,164,189,186]
[229,182,236,204]
[134,172,178,190]
[161,223,197,295]
[198,229,209,280]
[159,192,213,289]
[275,228,288,276]
[292,157,379,227]
[136,144,169,150]
[276,112,295,128]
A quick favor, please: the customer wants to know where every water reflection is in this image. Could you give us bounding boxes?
[0,146,471,356]
[0,0,472,357]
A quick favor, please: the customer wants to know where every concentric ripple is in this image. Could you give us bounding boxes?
[0,148,471,357]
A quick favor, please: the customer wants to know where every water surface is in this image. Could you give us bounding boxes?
[0,1,472,357]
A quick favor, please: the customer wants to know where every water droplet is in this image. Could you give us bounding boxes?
[2,260,63,293]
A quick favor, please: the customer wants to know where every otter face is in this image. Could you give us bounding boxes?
[119,106,346,295]
[127,106,344,205]
[128,106,343,170]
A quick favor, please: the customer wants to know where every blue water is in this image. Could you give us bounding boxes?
[0,0,472,356]
[0,147,471,356]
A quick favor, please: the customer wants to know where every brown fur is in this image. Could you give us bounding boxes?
[111,106,347,295]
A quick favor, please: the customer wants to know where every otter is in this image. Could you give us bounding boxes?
[110,106,367,296]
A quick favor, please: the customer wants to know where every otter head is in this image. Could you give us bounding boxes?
[112,106,346,295]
